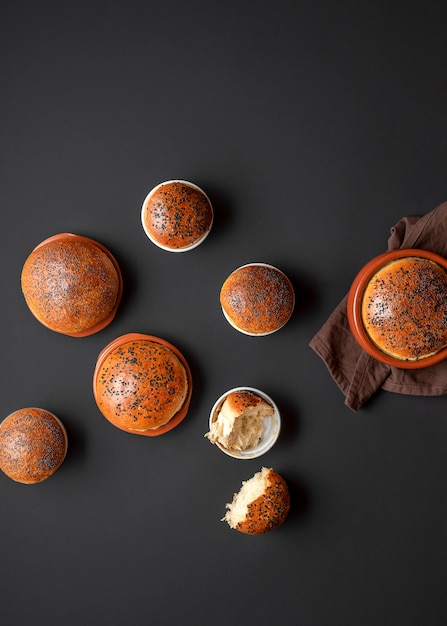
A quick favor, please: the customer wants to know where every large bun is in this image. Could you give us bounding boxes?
[93,334,192,435]
[141,180,213,251]
[21,234,122,337]
[220,263,295,335]
[223,467,290,534]
[361,256,447,361]
[0,408,67,484]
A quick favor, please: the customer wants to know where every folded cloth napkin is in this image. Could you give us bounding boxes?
[309,200,447,411]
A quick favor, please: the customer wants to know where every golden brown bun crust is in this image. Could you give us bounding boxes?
[225,390,271,415]
[0,408,67,484]
[21,238,120,335]
[95,340,188,431]
[361,257,447,361]
[220,265,295,334]
[143,181,213,249]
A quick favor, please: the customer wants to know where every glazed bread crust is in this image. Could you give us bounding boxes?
[220,264,295,335]
[95,340,188,431]
[0,408,67,484]
[362,257,447,361]
[21,239,120,335]
[224,390,272,415]
[143,181,213,249]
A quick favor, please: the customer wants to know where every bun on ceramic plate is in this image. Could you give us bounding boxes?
[93,333,192,436]
[347,248,447,368]
[21,233,122,337]
[0,408,67,484]
[141,179,213,251]
[362,255,447,361]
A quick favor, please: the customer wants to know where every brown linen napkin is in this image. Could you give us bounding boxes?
[309,200,447,411]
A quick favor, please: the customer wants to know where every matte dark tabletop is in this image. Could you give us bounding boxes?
[1,2,447,625]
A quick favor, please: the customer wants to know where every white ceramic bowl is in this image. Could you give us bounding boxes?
[208,386,281,459]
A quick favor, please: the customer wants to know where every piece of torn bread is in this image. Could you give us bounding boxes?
[206,390,274,450]
[222,467,290,534]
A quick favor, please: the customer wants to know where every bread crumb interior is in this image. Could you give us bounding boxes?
[223,467,270,527]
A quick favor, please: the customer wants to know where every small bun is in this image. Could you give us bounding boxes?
[0,408,67,484]
[21,234,122,337]
[93,335,192,435]
[362,256,447,361]
[220,263,294,335]
[223,467,290,534]
[141,180,213,251]
[206,390,273,451]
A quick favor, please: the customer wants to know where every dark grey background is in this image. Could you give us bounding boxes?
[1,2,447,625]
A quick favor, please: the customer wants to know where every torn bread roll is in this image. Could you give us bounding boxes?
[223,467,290,534]
[206,390,274,451]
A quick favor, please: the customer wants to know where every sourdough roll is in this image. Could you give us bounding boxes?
[141,180,213,251]
[223,467,290,535]
[220,263,295,335]
[0,408,67,484]
[21,234,122,336]
[361,256,447,361]
[206,390,274,451]
[94,337,189,433]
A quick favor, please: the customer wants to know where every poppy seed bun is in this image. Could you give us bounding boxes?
[21,234,122,337]
[220,263,295,335]
[361,256,447,361]
[0,408,67,484]
[141,180,213,251]
[94,336,190,434]
[206,390,273,451]
[223,467,290,535]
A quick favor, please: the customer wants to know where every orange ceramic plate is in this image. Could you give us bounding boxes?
[92,333,193,436]
[347,248,447,369]
[29,233,123,338]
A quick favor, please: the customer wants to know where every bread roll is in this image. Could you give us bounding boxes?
[206,390,273,451]
[94,338,189,432]
[361,256,447,360]
[223,467,290,535]
[220,263,295,335]
[141,180,213,251]
[21,234,121,336]
[0,408,67,484]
